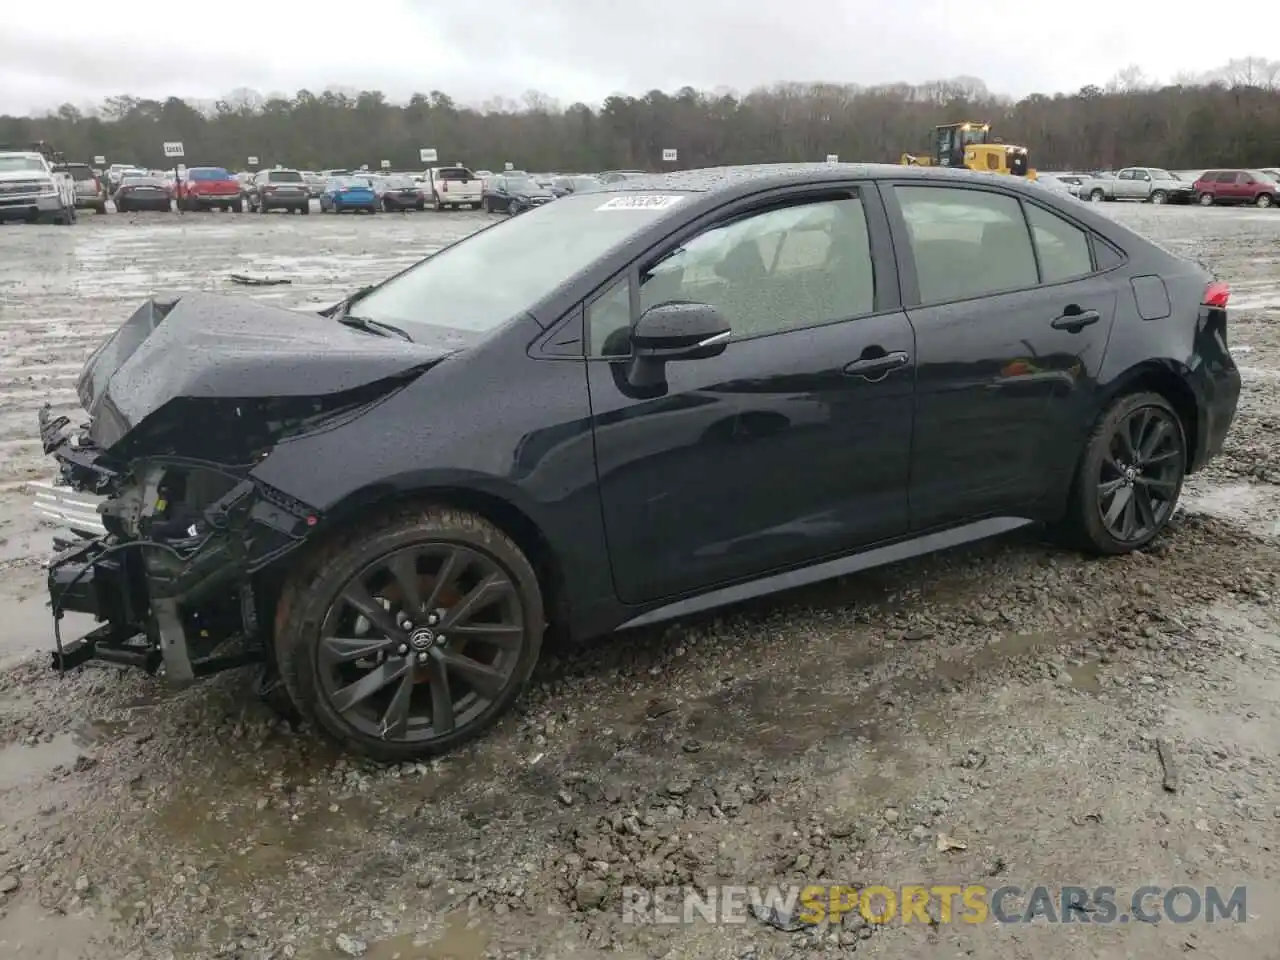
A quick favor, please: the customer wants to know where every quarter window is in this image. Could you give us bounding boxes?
[895,186,1038,303]
[1025,203,1094,282]
[637,196,875,342]
[588,277,632,358]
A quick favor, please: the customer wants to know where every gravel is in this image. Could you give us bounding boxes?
[0,204,1276,959]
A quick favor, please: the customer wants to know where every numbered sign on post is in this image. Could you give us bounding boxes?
[163,142,185,158]
[247,156,259,165]
[419,148,438,163]
[381,160,391,169]
[662,148,678,162]
[504,162,514,171]
[826,154,839,164]
[93,155,106,165]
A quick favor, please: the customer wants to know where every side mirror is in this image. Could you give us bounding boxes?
[631,301,731,362]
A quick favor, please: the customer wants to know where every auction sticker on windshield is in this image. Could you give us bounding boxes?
[596,195,685,211]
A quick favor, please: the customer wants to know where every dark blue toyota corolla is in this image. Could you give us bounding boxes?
[38,163,1240,760]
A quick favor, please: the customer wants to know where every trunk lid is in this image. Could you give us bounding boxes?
[77,292,456,450]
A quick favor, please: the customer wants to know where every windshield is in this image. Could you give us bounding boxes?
[1255,170,1279,183]
[268,170,303,182]
[0,155,46,173]
[506,177,539,193]
[189,168,231,181]
[350,191,688,335]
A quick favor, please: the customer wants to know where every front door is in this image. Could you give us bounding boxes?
[885,182,1117,529]
[586,187,916,605]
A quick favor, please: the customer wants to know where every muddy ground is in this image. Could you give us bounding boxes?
[0,204,1277,960]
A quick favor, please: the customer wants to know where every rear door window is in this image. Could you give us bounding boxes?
[1024,203,1094,283]
[894,185,1038,303]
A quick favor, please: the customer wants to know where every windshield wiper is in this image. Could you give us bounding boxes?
[337,314,414,342]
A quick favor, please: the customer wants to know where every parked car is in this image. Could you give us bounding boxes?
[597,170,648,183]
[55,162,109,214]
[319,176,378,213]
[0,150,77,223]
[301,171,326,197]
[247,168,311,214]
[114,175,174,212]
[1191,169,1280,208]
[551,174,603,197]
[481,174,555,214]
[179,167,243,212]
[34,163,1240,761]
[379,174,426,211]
[424,166,482,210]
[1076,167,1194,204]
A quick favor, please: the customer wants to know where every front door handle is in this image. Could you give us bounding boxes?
[844,350,909,380]
[1051,308,1101,332]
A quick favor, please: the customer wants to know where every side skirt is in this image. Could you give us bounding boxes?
[614,517,1033,632]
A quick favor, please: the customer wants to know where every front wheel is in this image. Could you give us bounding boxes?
[1059,392,1186,555]
[1149,190,1167,204]
[275,506,545,761]
[1089,189,1105,202]
[1198,192,1214,206]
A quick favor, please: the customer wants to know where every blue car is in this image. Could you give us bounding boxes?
[319,176,378,214]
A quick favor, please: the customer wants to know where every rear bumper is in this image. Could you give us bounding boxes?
[1188,311,1242,472]
[260,193,309,208]
[187,194,239,206]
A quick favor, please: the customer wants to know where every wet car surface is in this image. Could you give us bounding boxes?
[0,205,1277,959]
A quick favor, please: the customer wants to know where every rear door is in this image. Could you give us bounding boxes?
[1115,169,1137,198]
[884,181,1118,529]
[587,183,916,603]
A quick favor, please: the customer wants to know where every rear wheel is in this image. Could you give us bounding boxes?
[1060,392,1186,555]
[275,506,545,761]
[1089,189,1105,202]
[1198,192,1214,206]
[1256,193,1274,208]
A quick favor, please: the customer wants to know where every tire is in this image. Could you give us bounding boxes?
[470,202,480,210]
[275,505,545,761]
[482,197,492,213]
[232,199,244,213]
[1256,193,1273,208]
[299,204,310,215]
[1198,192,1214,206]
[383,198,393,212]
[1149,190,1167,204]
[1089,189,1105,202]
[94,202,107,215]
[416,201,425,211]
[1058,392,1187,555]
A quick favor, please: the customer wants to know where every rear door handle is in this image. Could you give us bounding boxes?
[1051,309,1101,331]
[844,350,909,379]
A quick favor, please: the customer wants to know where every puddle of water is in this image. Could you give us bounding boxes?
[0,733,80,791]
[1182,483,1280,537]
[363,913,491,960]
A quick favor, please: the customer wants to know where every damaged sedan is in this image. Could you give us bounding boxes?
[37,163,1239,761]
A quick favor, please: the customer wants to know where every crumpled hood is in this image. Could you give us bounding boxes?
[77,292,455,450]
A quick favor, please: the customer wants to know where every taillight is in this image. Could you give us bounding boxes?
[1202,281,1230,309]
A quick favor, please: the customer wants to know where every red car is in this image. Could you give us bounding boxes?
[178,166,243,212]
[1192,169,1280,208]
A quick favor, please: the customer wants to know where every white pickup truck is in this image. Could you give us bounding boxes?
[423,165,482,210]
[0,151,77,223]
[1075,167,1196,205]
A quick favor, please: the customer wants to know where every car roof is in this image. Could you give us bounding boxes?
[606,162,1050,198]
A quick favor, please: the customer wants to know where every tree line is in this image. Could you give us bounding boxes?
[3,57,1279,174]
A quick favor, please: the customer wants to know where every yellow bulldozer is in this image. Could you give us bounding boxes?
[900,121,1037,180]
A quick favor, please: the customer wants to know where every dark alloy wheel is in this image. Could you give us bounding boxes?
[1063,392,1186,554]
[275,506,544,761]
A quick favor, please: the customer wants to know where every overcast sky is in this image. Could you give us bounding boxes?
[1,0,1268,116]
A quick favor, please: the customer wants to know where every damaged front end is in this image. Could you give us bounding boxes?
[41,404,320,682]
[37,291,452,684]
